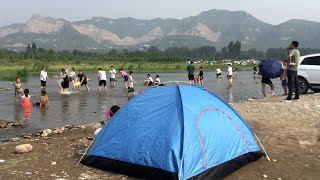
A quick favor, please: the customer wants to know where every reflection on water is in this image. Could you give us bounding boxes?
[0,70,284,138]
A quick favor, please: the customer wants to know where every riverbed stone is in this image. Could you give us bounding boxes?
[1,139,9,142]
[11,137,20,142]
[15,144,33,154]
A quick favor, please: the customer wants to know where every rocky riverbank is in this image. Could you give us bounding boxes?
[0,94,320,179]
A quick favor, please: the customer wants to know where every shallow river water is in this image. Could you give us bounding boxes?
[0,70,284,138]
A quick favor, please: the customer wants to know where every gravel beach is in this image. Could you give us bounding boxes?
[0,94,319,180]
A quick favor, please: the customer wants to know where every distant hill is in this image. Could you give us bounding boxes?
[0,9,319,51]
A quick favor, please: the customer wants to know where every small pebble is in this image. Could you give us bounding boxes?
[262,174,268,178]
[305,164,309,167]
[272,159,277,162]
[25,172,32,175]
[277,178,282,180]
[0,159,5,163]
[51,161,57,166]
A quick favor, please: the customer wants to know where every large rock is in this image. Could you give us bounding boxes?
[15,144,33,154]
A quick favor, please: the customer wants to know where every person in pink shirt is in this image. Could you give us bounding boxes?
[119,68,129,89]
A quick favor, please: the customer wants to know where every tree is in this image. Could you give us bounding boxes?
[31,42,37,54]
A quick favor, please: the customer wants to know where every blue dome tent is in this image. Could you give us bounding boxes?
[259,59,283,79]
[81,85,265,179]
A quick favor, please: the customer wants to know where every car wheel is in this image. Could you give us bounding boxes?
[298,77,308,94]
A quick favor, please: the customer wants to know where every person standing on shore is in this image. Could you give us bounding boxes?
[40,67,49,89]
[187,61,195,84]
[285,41,300,102]
[198,67,204,86]
[78,70,90,92]
[281,60,288,95]
[227,64,233,88]
[109,66,116,88]
[98,68,107,93]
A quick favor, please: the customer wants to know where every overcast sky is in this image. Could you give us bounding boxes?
[1,0,319,27]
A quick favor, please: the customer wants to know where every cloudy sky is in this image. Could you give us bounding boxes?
[0,0,319,27]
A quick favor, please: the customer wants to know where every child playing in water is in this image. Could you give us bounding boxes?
[128,71,137,96]
[33,90,49,108]
[13,77,23,103]
[198,67,204,86]
[21,89,31,120]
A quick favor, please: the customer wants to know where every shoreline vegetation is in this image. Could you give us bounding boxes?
[0,95,319,179]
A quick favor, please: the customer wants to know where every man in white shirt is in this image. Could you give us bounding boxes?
[98,68,107,93]
[40,67,49,89]
[109,66,116,87]
[144,74,153,87]
[227,64,233,88]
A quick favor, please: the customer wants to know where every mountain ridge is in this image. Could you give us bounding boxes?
[1,9,319,50]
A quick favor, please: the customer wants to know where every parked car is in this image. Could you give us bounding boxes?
[297,53,320,94]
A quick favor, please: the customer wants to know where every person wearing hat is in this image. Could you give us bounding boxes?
[94,105,120,136]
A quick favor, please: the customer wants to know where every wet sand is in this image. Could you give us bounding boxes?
[0,94,319,179]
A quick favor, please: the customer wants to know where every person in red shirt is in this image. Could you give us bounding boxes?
[21,89,31,120]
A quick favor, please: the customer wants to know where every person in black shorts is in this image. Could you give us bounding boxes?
[78,70,90,92]
[198,67,204,86]
[261,76,275,98]
[187,61,195,84]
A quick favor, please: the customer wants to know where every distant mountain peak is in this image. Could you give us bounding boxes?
[23,14,70,34]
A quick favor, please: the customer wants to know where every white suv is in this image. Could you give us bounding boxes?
[298,53,320,94]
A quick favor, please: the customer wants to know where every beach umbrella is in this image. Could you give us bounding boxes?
[259,59,283,79]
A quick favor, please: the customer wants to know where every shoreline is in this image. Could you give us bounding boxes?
[0,94,319,179]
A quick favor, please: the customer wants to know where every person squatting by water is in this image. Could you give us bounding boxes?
[94,105,121,136]
[284,41,300,102]
[144,74,153,86]
[153,75,161,85]
[21,89,31,120]
[33,90,49,108]
[98,68,107,93]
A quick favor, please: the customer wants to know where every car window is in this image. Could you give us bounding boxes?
[301,56,320,65]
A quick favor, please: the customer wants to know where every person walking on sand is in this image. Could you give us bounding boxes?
[40,67,49,89]
[261,75,275,98]
[78,70,90,92]
[109,66,116,87]
[198,67,204,86]
[284,41,300,102]
[187,61,195,84]
[98,68,107,93]
[227,64,233,88]
[119,69,129,89]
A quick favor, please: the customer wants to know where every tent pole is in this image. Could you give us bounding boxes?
[77,137,95,165]
[254,133,271,161]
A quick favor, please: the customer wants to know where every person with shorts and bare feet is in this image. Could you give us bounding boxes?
[78,70,90,92]
[109,66,116,87]
[187,61,195,84]
[98,68,107,93]
[40,67,48,89]
[261,76,275,98]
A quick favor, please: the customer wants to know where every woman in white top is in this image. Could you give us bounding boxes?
[154,75,161,85]
[109,66,116,87]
